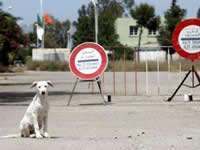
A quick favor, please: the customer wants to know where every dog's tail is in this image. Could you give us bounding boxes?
[0,134,21,139]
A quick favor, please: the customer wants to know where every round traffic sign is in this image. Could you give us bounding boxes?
[172,18,200,61]
[69,42,108,80]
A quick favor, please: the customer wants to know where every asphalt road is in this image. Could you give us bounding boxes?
[0,71,200,149]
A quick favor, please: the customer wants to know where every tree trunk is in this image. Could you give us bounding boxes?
[0,41,10,66]
[137,26,143,62]
[138,26,143,49]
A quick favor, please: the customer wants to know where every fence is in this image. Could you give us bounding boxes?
[98,46,200,96]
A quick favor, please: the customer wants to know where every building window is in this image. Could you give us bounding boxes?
[148,29,157,36]
[129,26,138,36]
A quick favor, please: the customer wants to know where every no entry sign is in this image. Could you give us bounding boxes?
[172,18,200,61]
[69,42,108,80]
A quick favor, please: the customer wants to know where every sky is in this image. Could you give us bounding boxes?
[1,0,200,25]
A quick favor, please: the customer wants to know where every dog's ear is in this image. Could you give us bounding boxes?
[47,81,53,87]
[31,81,37,88]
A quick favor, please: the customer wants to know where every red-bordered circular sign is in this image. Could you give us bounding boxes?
[172,18,200,61]
[69,42,108,80]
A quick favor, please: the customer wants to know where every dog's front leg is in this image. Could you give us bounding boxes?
[33,114,42,138]
[43,115,50,138]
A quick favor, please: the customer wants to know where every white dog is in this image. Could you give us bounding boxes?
[19,80,53,138]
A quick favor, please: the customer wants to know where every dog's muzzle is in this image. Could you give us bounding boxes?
[41,91,46,95]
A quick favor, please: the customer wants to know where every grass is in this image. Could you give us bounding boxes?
[26,60,69,71]
[107,59,199,72]
[24,58,200,72]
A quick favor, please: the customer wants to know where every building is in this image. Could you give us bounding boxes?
[114,17,176,61]
[115,17,159,48]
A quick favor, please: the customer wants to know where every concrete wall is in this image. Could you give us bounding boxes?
[32,48,70,62]
[138,51,180,62]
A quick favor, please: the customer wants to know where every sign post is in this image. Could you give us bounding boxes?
[167,18,200,101]
[68,42,108,106]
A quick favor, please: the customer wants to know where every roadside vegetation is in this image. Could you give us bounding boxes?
[26,58,197,72]
[26,59,69,71]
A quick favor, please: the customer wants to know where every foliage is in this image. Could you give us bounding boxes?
[28,16,71,48]
[0,64,10,72]
[73,5,94,46]
[123,0,134,9]
[122,0,134,17]
[15,48,32,63]
[73,0,124,48]
[44,17,71,48]
[28,30,37,47]
[130,3,160,49]
[157,0,186,55]
[0,3,25,66]
[105,45,133,60]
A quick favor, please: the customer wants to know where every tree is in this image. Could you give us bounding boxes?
[0,3,25,66]
[124,0,134,9]
[73,0,136,60]
[98,0,124,46]
[44,17,71,48]
[73,5,94,46]
[29,15,71,48]
[157,0,186,55]
[197,8,200,18]
[123,0,135,16]
[73,0,124,47]
[130,3,160,49]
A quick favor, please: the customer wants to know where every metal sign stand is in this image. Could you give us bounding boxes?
[167,65,200,101]
[166,19,200,102]
[67,77,106,106]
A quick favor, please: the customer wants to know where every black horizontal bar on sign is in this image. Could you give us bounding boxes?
[181,38,200,41]
[78,59,99,63]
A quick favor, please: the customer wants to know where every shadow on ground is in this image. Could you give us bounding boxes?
[0,91,67,103]
[0,91,101,104]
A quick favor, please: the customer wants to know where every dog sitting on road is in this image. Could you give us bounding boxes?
[19,80,53,138]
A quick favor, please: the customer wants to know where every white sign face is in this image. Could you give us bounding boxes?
[75,48,102,74]
[178,25,200,54]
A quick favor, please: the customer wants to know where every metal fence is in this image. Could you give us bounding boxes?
[98,46,200,96]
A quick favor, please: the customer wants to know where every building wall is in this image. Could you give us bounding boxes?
[115,18,159,47]
[32,48,70,62]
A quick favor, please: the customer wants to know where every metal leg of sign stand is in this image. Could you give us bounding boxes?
[166,65,200,102]
[67,77,106,106]
[97,79,106,104]
[67,78,79,106]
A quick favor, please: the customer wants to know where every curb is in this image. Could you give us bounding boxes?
[0,82,31,86]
